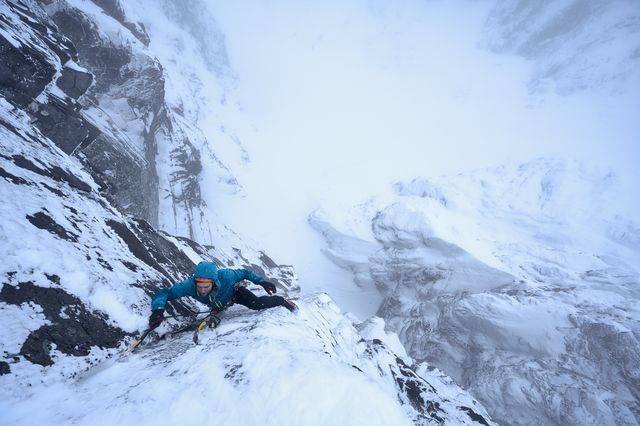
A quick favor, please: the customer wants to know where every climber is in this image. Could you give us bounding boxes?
[148,261,297,329]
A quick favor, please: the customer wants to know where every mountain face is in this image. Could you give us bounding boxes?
[0,1,495,424]
[1,0,241,242]
[311,159,640,425]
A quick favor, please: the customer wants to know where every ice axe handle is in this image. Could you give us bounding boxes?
[130,327,153,351]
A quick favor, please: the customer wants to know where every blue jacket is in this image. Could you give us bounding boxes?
[151,261,264,311]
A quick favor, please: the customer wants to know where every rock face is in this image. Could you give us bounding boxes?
[48,1,162,224]
[0,94,296,385]
[0,0,242,241]
[311,159,640,425]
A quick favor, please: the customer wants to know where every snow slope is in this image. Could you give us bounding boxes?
[311,158,640,425]
[1,294,494,426]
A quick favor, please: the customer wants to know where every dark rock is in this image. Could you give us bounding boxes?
[51,9,131,94]
[391,356,440,418]
[30,94,100,155]
[0,35,55,107]
[12,154,49,177]
[259,252,278,268]
[458,406,490,426]
[56,64,93,98]
[40,181,64,197]
[121,260,138,272]
[47,165,91,192]
[131,218,202,280]
[0,1,78,108]
[0,166,30,185]
[80,135,153,221]
[44,273,60,284]
[427,401,444,423]
[96,256,113,271]
[0,281,126,366]
[49,7,161,225]
[26,211,78,242]
[90,0,150,46]
[12,154,92,193]
[0,361,10,375]
[1,115,35,143]
[106,219,167,276]
[10,1,77,63]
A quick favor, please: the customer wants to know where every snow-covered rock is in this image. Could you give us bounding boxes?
[0,87,294,388]
[0,0,246,241]
[1,293,494,426]
[311,158,640,425]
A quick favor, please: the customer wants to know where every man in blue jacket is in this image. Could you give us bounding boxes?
[148,261,297,328]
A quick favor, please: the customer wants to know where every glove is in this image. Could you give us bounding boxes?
[148,309,165,328]
[260,281,277,295]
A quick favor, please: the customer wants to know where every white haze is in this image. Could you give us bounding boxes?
[193,0,638,317]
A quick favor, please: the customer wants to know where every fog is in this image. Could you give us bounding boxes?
[166,0,639,311]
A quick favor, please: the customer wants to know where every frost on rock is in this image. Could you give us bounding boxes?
[312,158,640,425]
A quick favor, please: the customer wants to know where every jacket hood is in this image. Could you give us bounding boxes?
[194,261,218,281]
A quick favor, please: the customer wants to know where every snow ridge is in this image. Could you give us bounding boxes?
[1,294,494,426]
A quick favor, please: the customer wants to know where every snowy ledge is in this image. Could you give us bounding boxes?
[0,293,493,426]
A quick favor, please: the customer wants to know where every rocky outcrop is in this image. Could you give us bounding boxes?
[46,0,163,224]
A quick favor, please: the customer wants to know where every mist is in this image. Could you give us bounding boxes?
[175,0,640,312]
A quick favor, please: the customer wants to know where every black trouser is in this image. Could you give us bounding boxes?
[232,286,285,310]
